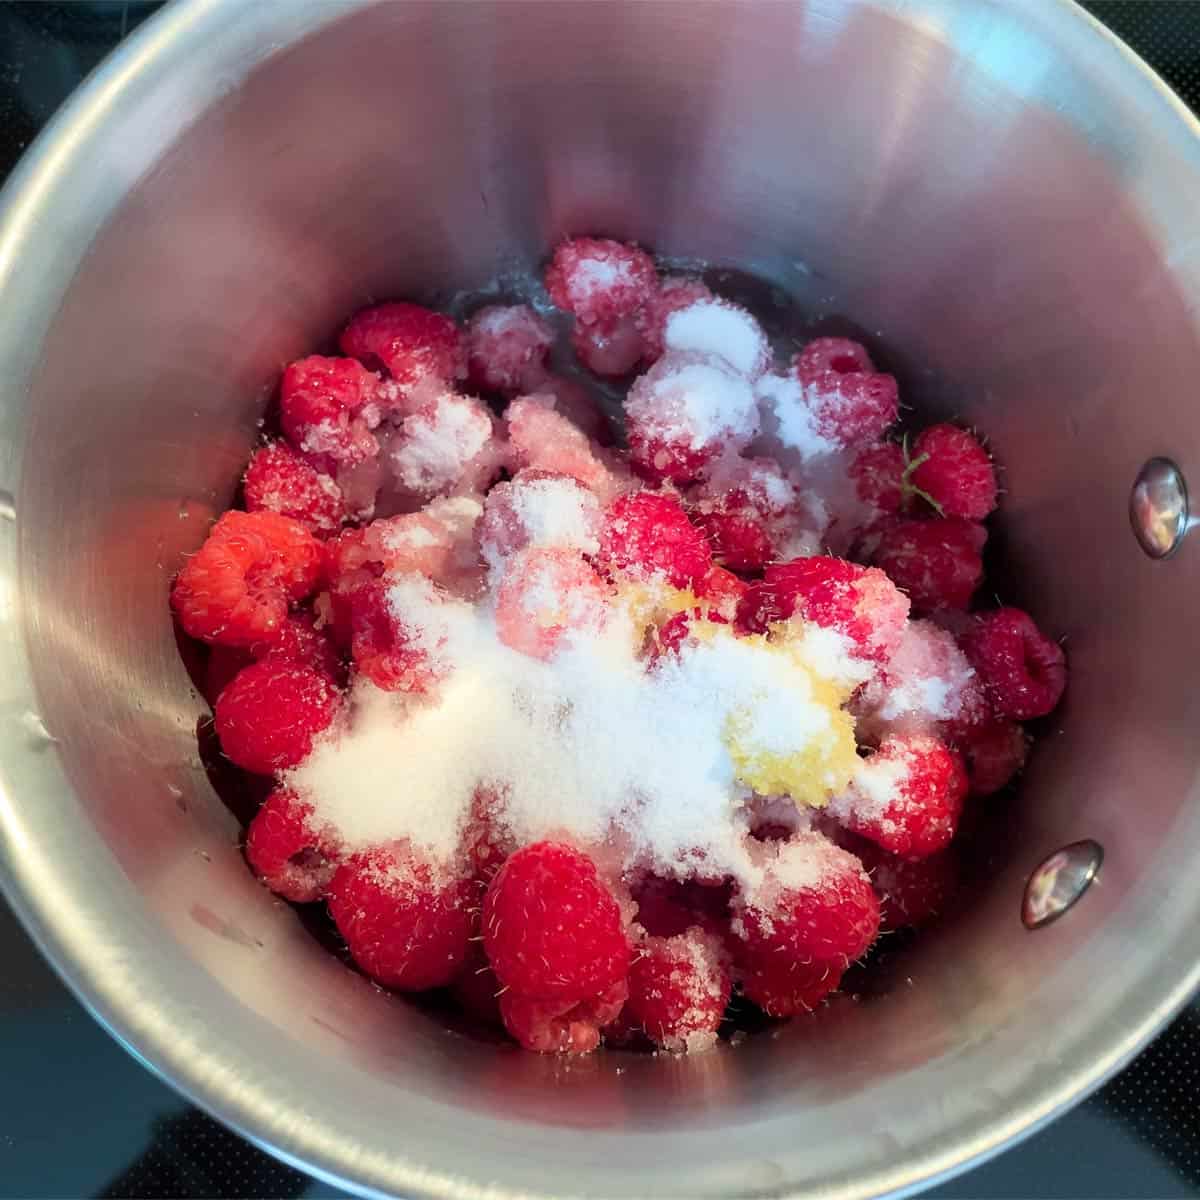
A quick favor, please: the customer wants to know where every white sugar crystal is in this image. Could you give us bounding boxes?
[626,352,759,451]
[663,299,770,379]
[755,372,837,462]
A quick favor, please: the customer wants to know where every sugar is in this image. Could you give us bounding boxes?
[389,393,493,495]
[663,299,770,379]
[754,373,837,462]
[625,352,759,451]
[828,752,910,830]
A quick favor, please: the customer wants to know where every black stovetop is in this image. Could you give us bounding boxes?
[1,3,1198,1197]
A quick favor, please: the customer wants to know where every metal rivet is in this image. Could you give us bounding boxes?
[1130,457,1189,559]
[1022,840,1103,929]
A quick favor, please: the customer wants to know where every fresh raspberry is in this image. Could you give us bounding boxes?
[738,556,909,664]
[961,720,1028,796]
[696,565,749,623]
[636,277,713,362]
[327,844,473,991]
[633,875,732,939]
[850,443,906,515]
[255,611,342,678]
[571,313,646,378]
[476,470,602,577]
[464,304,555,395]
[461,785,515,887]
[519,375,614,445]
[214,660,341,774]
[870,517,986,612]
[908,424,997,520]
[499,980,629,1055]
[279,355,381,469]
[597,491,713,589]
[793,337,875,381]
[830,733,967,859]
[505,396,627,502]
[451,942,504,1029]
[961,607,1066,720]
[738,954,844,1018]
[692,454,800,520]
[732,833,880,966]
[804,372,899,449]
[245,787,342,903]
[384,391,504,501]
[543,237,657,327]
[172,511,324,648]
[852,839,959,931]
[626,930,731,1052]
[482,841,631,1001]
[339,302,465,392]
[692,509,774,573]
[625,351,759,484]
[244,442,346,536]
[494,547,610,661]
[349,575,464,693]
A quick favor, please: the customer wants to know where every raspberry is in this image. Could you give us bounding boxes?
[633,875,732,938]
[172,511,324,648]
[255,611,342,680]
[339,302,465,392]
[625,351,759,484]
[280,356,381,469]
[696,565,749,624]
[327,844,473,991]
[499,979,629,1054]
[636,277,713,363]
[738,556,909,664]
[626,930,731,1052]
[494,547,610,661]
[853,839,959,932]
[543,237,657,327]
[830,733,966,859]
[482,841,631,1001]
[961,720,1028,796]
[732,833,880,966]
[692,454,799,519]
[384,391,504,501]
[870,517,986,612]
[850,443,905,515]
[571,314,645,379]
[793,337,875,381]
[244,442,346,536]
[465,304,555,395]
[214,660,341,774]
[461,786,515,887]
[505,396,626,502]
[519,375,614,445]
[245,787,342,903]
[692,509,774,573]
[597,491,713,589]
[349,575,464,692]
[739,954,844,1018]
[804,372,899,449]
[962,607,1066,720]
[908,424,997,520]
[659,298,771,379]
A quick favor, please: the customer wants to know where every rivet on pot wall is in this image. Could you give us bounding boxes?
[1130,457,1191,559]
[1022,840,1104,930]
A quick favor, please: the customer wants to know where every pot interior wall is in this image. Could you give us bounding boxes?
[12,1,1200,1196]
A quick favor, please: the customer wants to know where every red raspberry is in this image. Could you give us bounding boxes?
[349,576,462,693]
[245,787,342,903]
[384,391,503,501]
[494,547,610,661]
[461,785,515,887]
[850,443,905,515]
[244,442,346,536]
[732,834,880,966]
[961,720,1028,796]
[626,930,731,1052]
[738,954,843,1018]
[793,337,875,381]
[465,304,555,395]
[499,979,629,1055]
[571,314,646,378]
[327,844,473,991]
[505,396,626,502]
[633,875,732,939]
[696,565,749,623]
[853,840,959,932]
[870,517,986,612]
[597,491,713,589]
[451,942,505,1029]
[738,556,909,664]
[172,511,324,648]
[908,424,997,520]
[483,842,631,1001]
[692,509,774,573]
[339,302,465,391]
[214,660,341,774]
[519,374,614,445]
[255,611,342,680]
[831,733,967,859]
[280,356,381,468]
[636,277,713,363]
[543,237,657,326]
[962,607,1066,720]
[805,372,899,448]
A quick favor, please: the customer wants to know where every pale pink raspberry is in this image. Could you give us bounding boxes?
[465,304,555,396]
